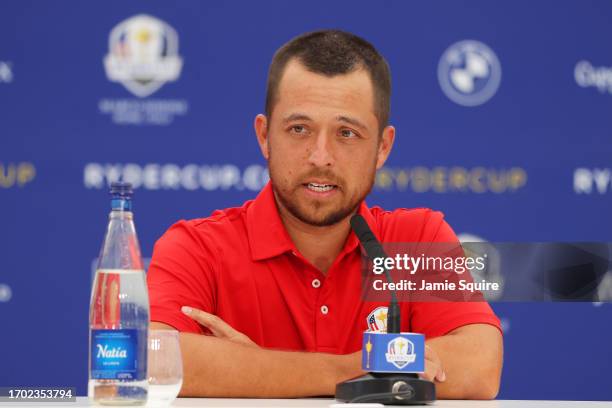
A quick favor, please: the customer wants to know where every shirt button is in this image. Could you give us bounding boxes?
[320,305,329,315]
[312,279,321,288]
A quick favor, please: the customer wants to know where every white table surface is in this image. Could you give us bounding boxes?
[1,398,611,408]
[168,399,612,408]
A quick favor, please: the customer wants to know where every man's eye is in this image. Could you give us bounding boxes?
[290,125,307,134]
[340,129,357,138]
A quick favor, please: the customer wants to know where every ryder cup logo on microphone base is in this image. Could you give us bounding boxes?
[363,332,425,373]
[438,40,502,107]
[386,337,416,369]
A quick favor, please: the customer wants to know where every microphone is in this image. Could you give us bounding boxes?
[350,214,400,333]
[334,215,436,405]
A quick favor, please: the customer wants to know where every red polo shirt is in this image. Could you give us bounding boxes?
[147,183,500,353]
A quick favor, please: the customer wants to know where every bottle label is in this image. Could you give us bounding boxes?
[90,329,145,380]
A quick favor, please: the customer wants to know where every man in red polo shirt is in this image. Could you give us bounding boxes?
[148,30,503,399]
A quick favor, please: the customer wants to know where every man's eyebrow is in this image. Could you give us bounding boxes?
[336,115,368,131]
[282,113,313,123]
[282,113,369,131]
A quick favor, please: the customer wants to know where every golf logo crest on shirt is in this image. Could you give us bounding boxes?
[104,14,183,97]
[385,337,416,369]
[366,306,388,332]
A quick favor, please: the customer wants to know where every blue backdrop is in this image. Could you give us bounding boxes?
[1,0,611,400]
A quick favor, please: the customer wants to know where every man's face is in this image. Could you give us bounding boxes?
[256,59,394,227]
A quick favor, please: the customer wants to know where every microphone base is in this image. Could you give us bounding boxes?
[335,373,435,405]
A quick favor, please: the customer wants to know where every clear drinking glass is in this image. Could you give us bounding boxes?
[147,330,183,407]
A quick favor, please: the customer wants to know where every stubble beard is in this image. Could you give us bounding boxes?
[268,160,377,227]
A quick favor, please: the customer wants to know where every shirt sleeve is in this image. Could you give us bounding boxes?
[147,220,218,334]
[408,211,502,339]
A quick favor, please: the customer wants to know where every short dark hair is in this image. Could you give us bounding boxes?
[265,30,391,133]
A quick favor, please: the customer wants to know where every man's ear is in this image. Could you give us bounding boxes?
[376,125,395,169]
[254,114,269,160]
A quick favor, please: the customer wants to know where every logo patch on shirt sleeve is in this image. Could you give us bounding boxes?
[366,306,388,333]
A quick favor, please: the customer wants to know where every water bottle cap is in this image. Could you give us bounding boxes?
[110,182,133,199]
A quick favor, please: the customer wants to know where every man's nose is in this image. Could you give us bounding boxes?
[307,131,334,167]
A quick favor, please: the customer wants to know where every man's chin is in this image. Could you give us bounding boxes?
[290,205,356,227]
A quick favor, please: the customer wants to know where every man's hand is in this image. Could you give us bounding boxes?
[424,324,502,399]
[420,345,446,383]
[181,306,259,348]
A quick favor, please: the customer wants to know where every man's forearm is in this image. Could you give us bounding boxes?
[427,324,503,399]
[178,332,362,398]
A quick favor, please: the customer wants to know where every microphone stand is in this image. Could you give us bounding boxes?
[334,215,436,405]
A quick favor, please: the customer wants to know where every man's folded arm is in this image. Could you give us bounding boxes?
[151,322,363,398]
[427,323,503,400]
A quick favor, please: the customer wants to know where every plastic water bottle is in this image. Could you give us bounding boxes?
[89,182,149,405]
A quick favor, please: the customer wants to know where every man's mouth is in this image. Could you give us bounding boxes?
[304,182,337,193]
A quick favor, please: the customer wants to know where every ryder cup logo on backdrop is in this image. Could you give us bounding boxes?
[374,166,527,194]
[83,163,270,192]
[104,14,183,97]
[385,337,416,369]
[100,14,188,125]
[438,40,502,107]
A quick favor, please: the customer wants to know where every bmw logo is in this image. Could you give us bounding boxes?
[0,284,12,302]
[438,40,502,107]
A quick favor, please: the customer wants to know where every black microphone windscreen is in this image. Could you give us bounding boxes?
[350,214,387,260]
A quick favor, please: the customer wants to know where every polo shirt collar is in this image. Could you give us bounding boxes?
[247,183,294,261]
[246,182,379,261]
